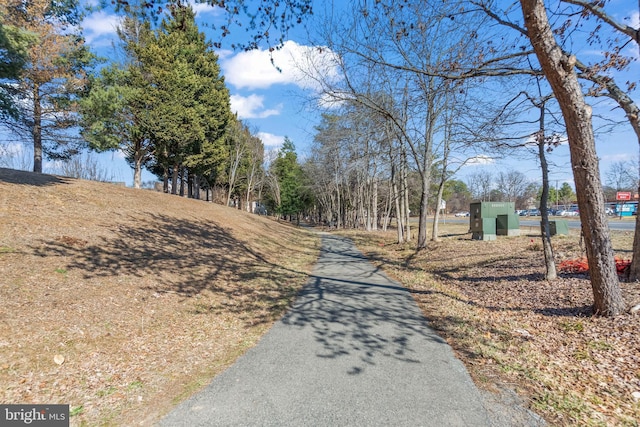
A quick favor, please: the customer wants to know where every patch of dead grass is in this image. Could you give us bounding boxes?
[342,224,640,426]
[0,168,320,426]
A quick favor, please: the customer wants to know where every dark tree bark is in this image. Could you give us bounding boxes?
[631,187,640,281]
[573,60,640,281]
[32,84,42,173]
[520,0,625,316]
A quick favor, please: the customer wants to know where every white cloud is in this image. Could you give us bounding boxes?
[188,0,223,15]
[82,11,121,45]
[257,132,285,150]
[221,40,341,91]
[466,155,495,165]
[216,49,235,61]
[230,94,282,119]
[600,152,633,163]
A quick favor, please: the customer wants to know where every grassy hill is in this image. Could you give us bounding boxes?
[0,168,320,426]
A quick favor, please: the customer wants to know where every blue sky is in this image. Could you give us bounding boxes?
[5,1,636,190]
[77,2,335,185]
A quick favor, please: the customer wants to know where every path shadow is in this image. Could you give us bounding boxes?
[280,235,448,375]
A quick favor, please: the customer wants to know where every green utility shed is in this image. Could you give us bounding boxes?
[470,202,520,240]
[544,219,569,236]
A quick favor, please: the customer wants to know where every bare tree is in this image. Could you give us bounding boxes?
[496,170,529,203]
[244,133,265,213]
[0,143,32,171]
[55,152,114,182]
[467,170,494,202]
[606,160,638,192]
[304,0,494,248]
[309,104,389,232]
[520,0,624,315]
[532,98,561,281]
[476,0,638,286]
[225,118,249,207]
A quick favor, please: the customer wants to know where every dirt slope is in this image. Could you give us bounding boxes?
[0,168,320,426]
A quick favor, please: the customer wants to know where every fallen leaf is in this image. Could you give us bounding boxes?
[514,328,532,337]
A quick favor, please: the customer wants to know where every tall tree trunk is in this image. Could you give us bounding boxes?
[163,166,169,193]
[432,177,446,243]
[133,139,143,189]
[580,65,640,281]
[179,167,185,197]
[537,102,557,280]
[382,179,392,232]
[402,150,411,242]
[363,179,370,231]
[245,166,255,212]
[391,166,404,243]
[397,179,406,243]
[226,171,235,207]
[187,171,194,198]
[171,165,179,195]
[32,84,42,173]
[335,170,342,229]
[520,0,624,315]
[372,179,378,231]
[573,58,640,280]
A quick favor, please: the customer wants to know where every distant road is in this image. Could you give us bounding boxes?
[519,218,635,232]
[441,217,636,232]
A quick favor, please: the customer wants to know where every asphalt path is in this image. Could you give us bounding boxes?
[158,234,544,427]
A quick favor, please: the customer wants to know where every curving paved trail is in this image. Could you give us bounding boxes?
[158,234,544,426]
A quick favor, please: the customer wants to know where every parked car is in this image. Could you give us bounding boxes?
[454,211,470,217]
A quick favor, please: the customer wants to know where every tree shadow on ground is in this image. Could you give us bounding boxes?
[363,241,599,318]
[280,234,450,375]
[30,212,312,326]
[0,167,70,186]
[439,232,472,238]
[534,305,593,316]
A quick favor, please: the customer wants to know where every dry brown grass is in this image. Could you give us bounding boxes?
[0,168,320,426]
[341,223,640,426]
